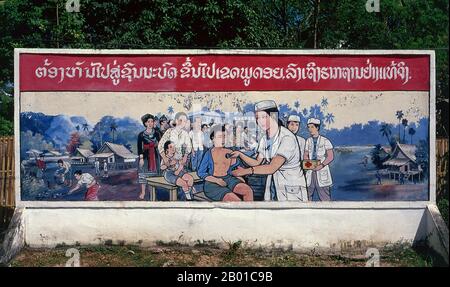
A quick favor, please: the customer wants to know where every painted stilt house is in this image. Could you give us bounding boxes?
[89,142,138,170]
[383,143,423,182]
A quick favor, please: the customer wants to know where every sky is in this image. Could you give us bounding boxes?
[20,91,429,130]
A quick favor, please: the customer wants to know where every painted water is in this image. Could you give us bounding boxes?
[330,146,428,201]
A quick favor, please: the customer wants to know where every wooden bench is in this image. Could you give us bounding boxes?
[146,172,203,201]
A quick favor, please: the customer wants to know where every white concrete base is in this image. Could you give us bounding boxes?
[23,203,433,252]
[0,202,443,265]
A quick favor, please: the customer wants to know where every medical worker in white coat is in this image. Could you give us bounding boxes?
[230,100,308,201]
[304,118,334,201]
[286,115,306,159]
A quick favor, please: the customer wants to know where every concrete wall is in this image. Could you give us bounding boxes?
[425,205,449,264]
[23,202,430,251]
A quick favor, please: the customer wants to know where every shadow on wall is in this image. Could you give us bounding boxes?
[0,207,15,239]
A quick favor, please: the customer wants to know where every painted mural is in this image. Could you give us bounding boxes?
[17,52,432,202]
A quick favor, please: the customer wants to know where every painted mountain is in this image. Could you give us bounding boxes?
[19,112,142,159]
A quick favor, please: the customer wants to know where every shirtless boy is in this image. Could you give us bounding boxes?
[197,125,253,202]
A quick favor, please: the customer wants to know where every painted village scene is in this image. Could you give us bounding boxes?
[19,91,430,202]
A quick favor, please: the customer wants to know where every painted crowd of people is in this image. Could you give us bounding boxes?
[30,100,335,202]
[136,100,335,203]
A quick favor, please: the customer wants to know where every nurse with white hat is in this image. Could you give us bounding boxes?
[304,118,335,201]
[230,100,308,201]
[286,114,306,159]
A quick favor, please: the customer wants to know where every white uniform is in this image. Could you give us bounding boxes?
[78,173,95,185]
[257,126,308,201]
[189,130,204,151]
[296,135,306,159]
[305,135,333,187]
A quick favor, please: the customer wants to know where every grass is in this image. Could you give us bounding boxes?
[8,241,444,267]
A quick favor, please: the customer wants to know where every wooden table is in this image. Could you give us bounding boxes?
[146,172,202,201]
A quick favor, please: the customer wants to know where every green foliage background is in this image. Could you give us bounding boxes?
[0,0,447,136]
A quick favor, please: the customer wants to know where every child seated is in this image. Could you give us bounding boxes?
[161,141,196,200]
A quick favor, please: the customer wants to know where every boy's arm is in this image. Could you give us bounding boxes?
[68,183,81,194]
[231,151,264,167]
[174,160,184,175]
[314,149,334,171]
[158,130,170,159]
[232,155,286,177]
[230,155,241,170]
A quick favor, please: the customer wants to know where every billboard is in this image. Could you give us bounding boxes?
[14,49,435,205]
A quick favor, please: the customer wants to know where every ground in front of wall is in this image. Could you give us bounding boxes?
[7,241,442,267]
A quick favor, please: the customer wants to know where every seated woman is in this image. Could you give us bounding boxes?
[197,125,254,202]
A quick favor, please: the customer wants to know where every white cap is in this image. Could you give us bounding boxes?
[254,100,277,112]
[307,118,321,125]
[287,115,300,122]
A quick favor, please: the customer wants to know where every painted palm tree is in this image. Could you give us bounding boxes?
[110,122,118,143]
[380,124,392,146]
[408,127,416,144]
[167,106,174,116]
[325,113,335,126]
[321,97,329,108]
[395,110,404,140]
[97,122,103,147]
[401,118,408,143]
[302,108,308,116]
[309,105,321,118]
[294,101,300,112]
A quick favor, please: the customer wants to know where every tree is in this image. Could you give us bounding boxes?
[309,104,321,118]
[402,118,408,143]
[312,0,321,48]
[294,100,300,112]
[321,97,328,108]
[416,139,429,180]
[167,106,174,116]
[380,123,392,147]
[395,110,404,141]
[325,113,335,126]
[0,91,13,135]
[79,138,93,151]
[408,127,416,144]
[0,116,13,136]
[110,121,118,143]
[0,0,448,137]
[19,131,54,160]
[66,132,81,155]
[371,144,384,169]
